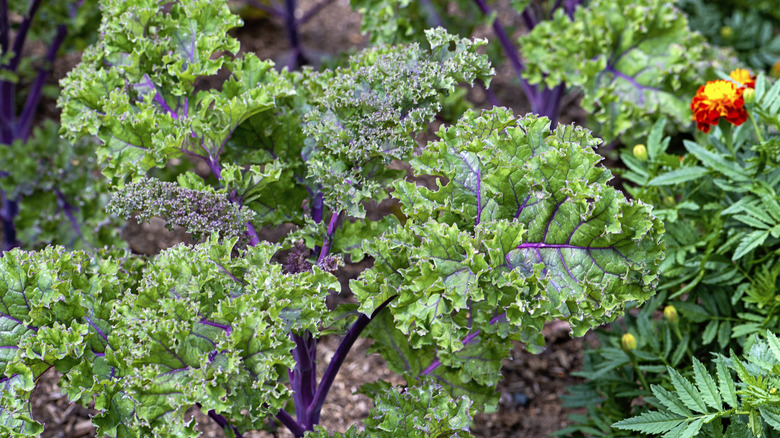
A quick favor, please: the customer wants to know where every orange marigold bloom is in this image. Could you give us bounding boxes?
[691,80,747,133]
[730,68,756,89]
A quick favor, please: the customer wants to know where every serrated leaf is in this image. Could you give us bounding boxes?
[683,140,749,182]
[716,356,738,408]
[733,230,770,261]
[667,367,707,414]
[647,167,711,186]
[652,385,692,418]
[692,357,722,411]
[613,411,685,433]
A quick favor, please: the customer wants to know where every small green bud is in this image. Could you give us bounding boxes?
[720,26,733,40]
[633,144,648,161]
[663,195,675,207]
[663,305,679,323]
[743,88,755,104]
[621,333,637,351]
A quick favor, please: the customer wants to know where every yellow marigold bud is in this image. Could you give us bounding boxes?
[663,305,679,323]
[621,333,637,351]
[771,387,778,394]
[743,88,755,104]
[720,26,733,40]
[633,144,648,161]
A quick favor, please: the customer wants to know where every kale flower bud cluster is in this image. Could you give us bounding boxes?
[108,178,256,239]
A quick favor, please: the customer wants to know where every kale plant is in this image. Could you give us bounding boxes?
[0,0,664,436]
[0,0,119,250]
[353,0,718,143]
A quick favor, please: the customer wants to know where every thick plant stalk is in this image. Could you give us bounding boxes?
[280,296,395,437]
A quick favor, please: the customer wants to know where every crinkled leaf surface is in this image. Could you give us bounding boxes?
[107,237,338,435]
[0,237,338,437]
[0,247,140,437]
[353,108,664,405]
[519,0,715,141]
[58,0,294,181]
[303,28,493,217]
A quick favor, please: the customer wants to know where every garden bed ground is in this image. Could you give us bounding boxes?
[30,0,597,436]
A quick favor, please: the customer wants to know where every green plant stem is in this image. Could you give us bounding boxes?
[749,112,765,145]
[628,351,651,391]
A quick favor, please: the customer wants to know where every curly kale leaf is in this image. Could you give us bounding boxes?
[350,0,483,46]
[353,108,664,405]
[0,247,140,437]
[58,0,294,181]
[108,177,257,239]
[107,237,338,435]
[303,28,494,218]
[519,0,715,141]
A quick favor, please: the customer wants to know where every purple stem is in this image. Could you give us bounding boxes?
[18,24,67,143]
[471,0,540,113]
[206,409,244,438]
[422,313,507,375]
[276,408,305,437]
[284,0,308,70]
[207,155,222,180]
[303,296,395,434]
[317,211,342,264]
[0,0,15,144]
[288,332,317,430]
[8,0,42,72]
[311,192,323,223]
[298,0,336,25]
[1,195,18,252]
[0,0,8,55]
[245,221,260,246]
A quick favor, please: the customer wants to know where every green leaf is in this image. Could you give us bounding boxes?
[652,385,692,418]
[692,357,722,411]
[716,356,738,409]
[355,109,664,409]
[647,167,711,186]
[303,28,494,217]
[518,0,715,141]
[667,367,707,414]
[683,140,749,182]
[732,230,770,261]
[612,411,685,433]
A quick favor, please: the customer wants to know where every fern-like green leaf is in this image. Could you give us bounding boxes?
[668,367,708,414]
[612,411,685,434]
[693,357,722,411]
[716,356,739,409]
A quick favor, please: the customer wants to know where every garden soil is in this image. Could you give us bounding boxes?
[30,0,596,436]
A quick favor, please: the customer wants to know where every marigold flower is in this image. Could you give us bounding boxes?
[730,68,756,89]
[691,80,747,133]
